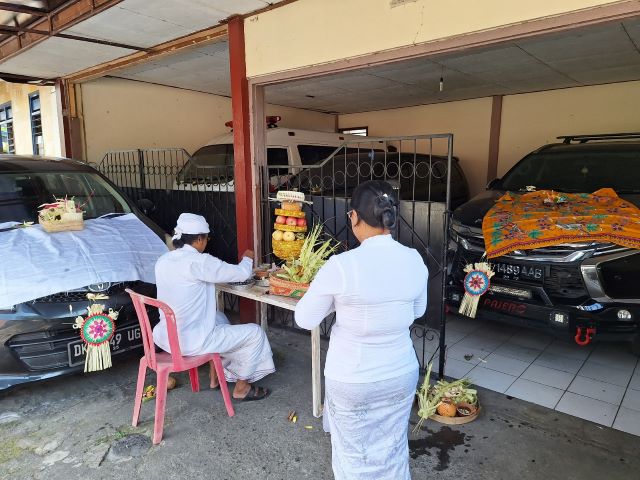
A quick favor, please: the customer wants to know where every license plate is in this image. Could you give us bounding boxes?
[68,325,142,367]
[492,262,543,281]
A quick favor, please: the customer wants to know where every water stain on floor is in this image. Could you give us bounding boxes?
[409,425,467,471]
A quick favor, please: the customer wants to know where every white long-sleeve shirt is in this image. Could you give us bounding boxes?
[295,234,428,383]
[153,245,253,355]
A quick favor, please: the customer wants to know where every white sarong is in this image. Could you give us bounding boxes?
[324,369,419,480]
[204,313,275,383]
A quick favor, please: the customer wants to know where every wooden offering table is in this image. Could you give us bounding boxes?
[215,284,323,417]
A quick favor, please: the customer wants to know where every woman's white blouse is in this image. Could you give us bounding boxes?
[295,234,428,383]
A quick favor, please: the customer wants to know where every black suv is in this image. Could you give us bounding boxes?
[0,155,165,390]
[447,133,640,353]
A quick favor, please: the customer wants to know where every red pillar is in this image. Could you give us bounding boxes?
[228,16,257,324]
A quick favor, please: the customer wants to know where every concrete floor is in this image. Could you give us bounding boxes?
[414,315,640,435]
[1,326,639,480]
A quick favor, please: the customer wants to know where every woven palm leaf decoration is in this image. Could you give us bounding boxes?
[73,294,119,372]
[458,262,495,318]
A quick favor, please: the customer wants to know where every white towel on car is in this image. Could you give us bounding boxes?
[0,214,167,307]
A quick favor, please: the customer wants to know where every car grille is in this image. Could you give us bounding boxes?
[451,237,589,301]
[33,282,139,303]
[7,310,140,371]
[7,328,78,370]
[546,265,588,299]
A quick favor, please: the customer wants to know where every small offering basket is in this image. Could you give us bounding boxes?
[38,198,84,233]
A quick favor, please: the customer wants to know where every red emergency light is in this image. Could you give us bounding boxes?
[225,116,282,129]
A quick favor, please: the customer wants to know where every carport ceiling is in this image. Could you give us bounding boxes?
[113,40,231,97]
[0,0,280,78]
[264,18,640,114]
[109,17,640,113]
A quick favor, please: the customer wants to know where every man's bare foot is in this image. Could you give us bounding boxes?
[232,380,251,398]
[209,360,220,389]
[232,380,270,401]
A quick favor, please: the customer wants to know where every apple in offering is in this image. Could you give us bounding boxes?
[286,217,298,226]
[275,216,286,225]
[296,218,307,227]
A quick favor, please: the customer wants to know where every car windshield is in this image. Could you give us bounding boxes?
[177,144,234,183]
[500,150,640,193]
[0,171,132,224]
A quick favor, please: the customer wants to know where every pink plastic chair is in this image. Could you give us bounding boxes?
[126,288,235,445]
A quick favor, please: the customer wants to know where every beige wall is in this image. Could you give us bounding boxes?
[339,98,493,196]
[498,80,640,176]
[0,81,62,157]
[245,0,623,77]
[79,77,336,164]
[339,80,640,197]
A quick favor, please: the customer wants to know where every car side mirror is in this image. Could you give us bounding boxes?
[486,178,501,190]
[137,198,155,215]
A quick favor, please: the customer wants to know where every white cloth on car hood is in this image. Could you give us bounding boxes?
[0,213,167,307]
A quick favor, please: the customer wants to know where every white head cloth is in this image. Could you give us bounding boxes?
[172,213,210,241]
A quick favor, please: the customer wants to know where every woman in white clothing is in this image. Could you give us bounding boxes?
[295,181,428,480]
[154,213,274,401]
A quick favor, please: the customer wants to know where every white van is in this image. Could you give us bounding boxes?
[174,119,375,192]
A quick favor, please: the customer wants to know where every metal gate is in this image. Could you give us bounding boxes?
[260,134,454,376]
[98,148,238,263]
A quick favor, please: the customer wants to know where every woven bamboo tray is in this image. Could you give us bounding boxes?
[274,224,308,233]
[274,208,306,218]
[272,239,304,260]
[39,218,84,233]
[429,406,481,425]
[269,271,309,298]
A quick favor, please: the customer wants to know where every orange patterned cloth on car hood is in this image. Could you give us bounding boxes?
[482,188,640,258]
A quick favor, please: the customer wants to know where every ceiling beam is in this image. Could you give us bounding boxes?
[0,71,55,84]
[0,0,125,61]
[0,24,147,51]
[65,24,228,83]
[0,2,50,16]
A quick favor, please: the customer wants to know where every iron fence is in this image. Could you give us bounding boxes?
[98,148,238,263]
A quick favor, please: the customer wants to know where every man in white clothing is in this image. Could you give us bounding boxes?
[153,213,274,401]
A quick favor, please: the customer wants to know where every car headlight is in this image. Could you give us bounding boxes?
[87,282,112,293]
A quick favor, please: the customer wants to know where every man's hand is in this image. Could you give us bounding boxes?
[242,249,255,261]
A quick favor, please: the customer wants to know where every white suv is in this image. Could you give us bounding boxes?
[174,123,372,192]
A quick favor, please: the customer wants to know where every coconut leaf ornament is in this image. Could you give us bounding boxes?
[458,262,495,318]
[73,296,119,372]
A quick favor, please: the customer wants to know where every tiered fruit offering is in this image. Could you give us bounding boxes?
[272,200,307,243]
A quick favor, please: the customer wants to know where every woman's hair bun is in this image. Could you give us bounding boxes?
[375,194,397,229]
[351,181,398,230]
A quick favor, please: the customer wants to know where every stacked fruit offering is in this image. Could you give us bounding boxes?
[272,192,307,260]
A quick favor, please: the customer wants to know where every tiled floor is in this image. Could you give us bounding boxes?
[414,315,640,436]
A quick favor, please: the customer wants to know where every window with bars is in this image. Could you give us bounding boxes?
[338,126,368,136]
[29,93,44,155]
[0,103,15,154]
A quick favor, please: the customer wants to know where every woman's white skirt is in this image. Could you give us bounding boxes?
[324,369,419,480]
